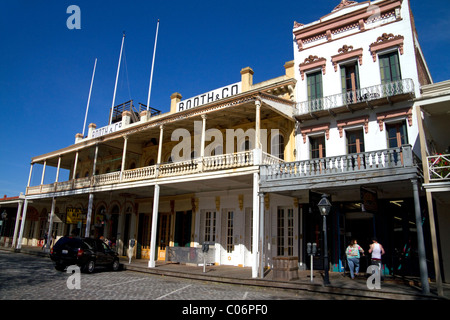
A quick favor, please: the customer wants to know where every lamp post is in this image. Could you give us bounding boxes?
[317,194,331,285]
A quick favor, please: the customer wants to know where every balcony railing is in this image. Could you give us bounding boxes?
[261,145,416,182]
[26,150,284,195]
[427,154,450,181]
[296,78,415,116]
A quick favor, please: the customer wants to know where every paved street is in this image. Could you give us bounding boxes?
[0,250,359,301]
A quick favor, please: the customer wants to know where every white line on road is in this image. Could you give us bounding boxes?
[155,284,192,300]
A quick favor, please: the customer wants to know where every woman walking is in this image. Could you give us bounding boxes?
[346,239,365,279]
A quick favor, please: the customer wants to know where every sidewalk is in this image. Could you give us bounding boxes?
[3,245,449,300]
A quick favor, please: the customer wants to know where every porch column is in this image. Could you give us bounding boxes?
[149,184,160,268]
[252,172,260,278]
[411,178,430,295]
[255,99,261,149]
[40,160,47,185]
[200,114,207,158]
[11,199,24,248]
[120,135,128,181]
[259,191,265,279]
[85,193,94,238]
[16,199,29,250]
[55,156,62,183]
[72,151,79,180]
[45,197,56,251]
[92,144,99,182]
[27,163,34,188]
[157,125,164,164]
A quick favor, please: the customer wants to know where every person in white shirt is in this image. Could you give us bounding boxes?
[369,237,385,278]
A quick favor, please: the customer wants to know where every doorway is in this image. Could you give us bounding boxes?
[174,210,192,247]
[157,213,172,260]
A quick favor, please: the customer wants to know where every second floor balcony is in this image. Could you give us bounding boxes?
[295,78,415,121]
[26,150,283,196]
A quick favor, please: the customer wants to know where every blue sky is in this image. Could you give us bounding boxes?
[0,0,449,197]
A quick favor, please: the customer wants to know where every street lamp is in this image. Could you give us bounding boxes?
[317,194,331,285]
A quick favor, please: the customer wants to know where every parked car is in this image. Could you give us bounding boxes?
[50,236,120,273]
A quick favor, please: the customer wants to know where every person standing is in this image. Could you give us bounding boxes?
[369,237,385,277]
[346,239,364,279]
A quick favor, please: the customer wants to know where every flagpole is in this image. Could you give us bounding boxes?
[82,58,97,136]
[109,32,125,125]
[146,19,160,112]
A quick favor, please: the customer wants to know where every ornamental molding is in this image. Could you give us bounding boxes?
[333,0,358,12]
[299,55,327,80]
[369,33,404,62]
[300,123,330,143]
[376,107,413,131]
[331,45,363,71]
[336,115,369,138]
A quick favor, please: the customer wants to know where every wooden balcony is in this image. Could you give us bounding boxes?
[26,151,283,196]
[295,78,415,121]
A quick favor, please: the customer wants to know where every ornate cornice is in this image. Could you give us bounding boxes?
[333,0,358,12]
[331,45,363,71]
[369,33,404,62]
[299,55,327,80]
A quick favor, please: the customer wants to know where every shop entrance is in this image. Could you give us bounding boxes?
[174,210,192,247]
[157,213,172,260]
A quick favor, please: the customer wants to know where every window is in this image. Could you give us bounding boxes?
[379,51,401,84]
[310,135,326,159]
[386,121,408,148]
[340,63,360,103]
[226,210,234,253]
[307,71,323,111]
[203,211,216,243]
[346,129,365,154]
[277,208,294,256]
[386,121,408,164]
[271,134,285,160]
[346,129,365,169]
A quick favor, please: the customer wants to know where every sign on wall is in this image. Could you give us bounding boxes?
[66,208,85,224]
[176,82,241,112]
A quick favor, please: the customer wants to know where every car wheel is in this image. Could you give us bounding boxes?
[111,259,120,271]
[83,260,95,273]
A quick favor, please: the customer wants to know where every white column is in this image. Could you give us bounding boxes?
[16,199,29,250]
[27,163,34,188]
[40,160,47,185]
[72,151,79,180]
[200,114,207,158]
[252,172,260,278]
[55,156,62,183]
[157,125,164,164]
[92,144,99,179]
[45,197,56,251]
[85,193,94,238]
[11,200,24,248]
[255,99,261,149]
[120,136,128,181]
[149,184,160,268]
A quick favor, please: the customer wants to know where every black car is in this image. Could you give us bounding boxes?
[50,236,120,273]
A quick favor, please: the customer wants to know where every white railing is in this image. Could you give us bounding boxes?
[27,150,268,195]
[296,78,415,116]
[427,154,450,181]
[261,145,414,181]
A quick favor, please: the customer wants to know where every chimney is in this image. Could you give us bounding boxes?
[284,60,295,78]
[240,67,254,92]
[170,92,182,113]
